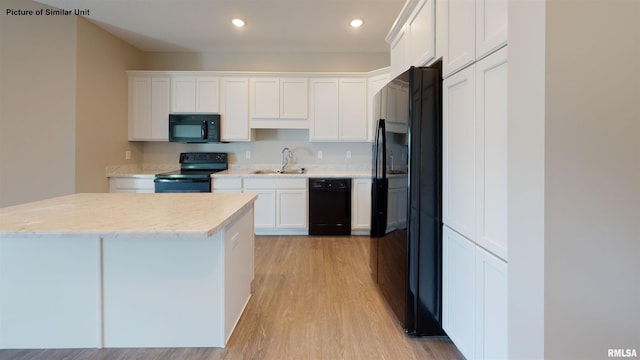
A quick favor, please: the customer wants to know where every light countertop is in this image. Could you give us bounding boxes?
[213,169,372,178]
[0,193,257,238]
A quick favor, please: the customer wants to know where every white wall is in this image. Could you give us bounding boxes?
[544,0,640,358]
[0,0,77,207]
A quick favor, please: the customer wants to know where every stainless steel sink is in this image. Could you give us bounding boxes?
[251,168,307,175]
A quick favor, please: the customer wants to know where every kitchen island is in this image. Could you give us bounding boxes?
[0,193,256,349]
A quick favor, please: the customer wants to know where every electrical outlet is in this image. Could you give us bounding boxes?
[346,150,352,159]
[125,150,131,160]
[317,150,323,159]
[245,150,251,159]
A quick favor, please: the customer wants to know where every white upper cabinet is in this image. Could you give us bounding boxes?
[339,79,368,141]
[367,69,390,141]
[128,76,170,141]
[443,64,476,240]
[443,0,508,77]
[309,79,339,140]
[388,0,436,78]
[171,76,197,112]
[196,77,220,113]
[309,78,368,142]
[475,47,508,261]
[250,77,279,118]
[280,78,309,119]
[389,26,408,79]
[250,77,308,129]
[171,76,220,113]
[475,0,508,60]
[220,77,251,142]
[407,0,436,67]
[443,0,476,77]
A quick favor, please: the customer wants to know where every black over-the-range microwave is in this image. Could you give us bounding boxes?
[168,113,221,143]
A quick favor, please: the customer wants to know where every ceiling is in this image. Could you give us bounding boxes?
[35,0,406,53]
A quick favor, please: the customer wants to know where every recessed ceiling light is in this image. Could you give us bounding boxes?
[232,18,246,27]
[350,19,364,28]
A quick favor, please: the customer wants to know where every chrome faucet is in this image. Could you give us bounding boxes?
[280,147,292,172]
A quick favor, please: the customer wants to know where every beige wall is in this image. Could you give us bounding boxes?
[0,0,77,207]
[144,51,390,72]
[544,0,640,358]
[75,18,145,193]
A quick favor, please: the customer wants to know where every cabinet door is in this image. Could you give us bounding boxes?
[128,77,151,140]
[443,65,476,240]
[309,79,339,140]
[340,79,367,141]
[277,190,307,228]
[251,78,280,118]
[443,0,475,77]
[390,26,408,79]
[475,47,508,261]
[280,78,308,119]
[150,77,170,140]
[196,77,220,113]
[442,226,476,360]
[221,78,251,141]
[368,72,390,141]
[407,0,436,67]
[475,246,508,360]
[351,178,372,231]
[252,190,276,228]
[171,77,196,112]
[475,0,508,59]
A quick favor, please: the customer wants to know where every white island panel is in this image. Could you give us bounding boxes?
[0,193,257,349]
[0,237,100,349]
[103,234,225,347]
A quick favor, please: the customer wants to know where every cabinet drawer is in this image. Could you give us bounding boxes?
[112,177,154,190]
[244,178,307,190]
[212,177,242,189]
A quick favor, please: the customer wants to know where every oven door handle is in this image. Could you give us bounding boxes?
[154,178,210,183]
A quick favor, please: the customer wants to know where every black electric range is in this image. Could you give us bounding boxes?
[154,152,228,193]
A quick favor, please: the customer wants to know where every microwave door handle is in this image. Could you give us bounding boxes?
[201,120,208,139]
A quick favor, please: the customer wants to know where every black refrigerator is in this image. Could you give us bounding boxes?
[370,61,444,336]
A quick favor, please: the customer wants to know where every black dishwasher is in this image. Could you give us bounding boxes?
[308,178,352,236]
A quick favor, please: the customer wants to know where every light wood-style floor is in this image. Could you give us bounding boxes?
[0,236,464,360]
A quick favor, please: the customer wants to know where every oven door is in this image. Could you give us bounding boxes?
[154,178,211,193]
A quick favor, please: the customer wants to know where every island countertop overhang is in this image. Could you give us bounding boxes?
[0,193,257,238]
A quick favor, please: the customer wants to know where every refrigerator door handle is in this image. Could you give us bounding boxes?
[375,119,387,179]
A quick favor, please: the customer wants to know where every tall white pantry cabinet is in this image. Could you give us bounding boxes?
[441,0,508,359]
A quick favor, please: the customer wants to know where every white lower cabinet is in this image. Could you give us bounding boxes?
[252,190,277,228]
[211,177,242,193]
[243,178,307,235]
[277,190,307,228]
[443,225,507,360]
[109,176,155,193]
[351,178,372,234]
[443,226,476,359]
[475,246,508,360]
